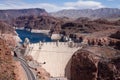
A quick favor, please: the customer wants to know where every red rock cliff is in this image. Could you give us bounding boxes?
[71,46,120,80]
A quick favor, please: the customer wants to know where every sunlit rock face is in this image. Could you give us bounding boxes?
[71,46,120,80]
[82,37,109,46]
[0,21,19,47]
[0,39,15,80]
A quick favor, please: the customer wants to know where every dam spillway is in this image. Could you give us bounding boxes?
[26,42,82,79]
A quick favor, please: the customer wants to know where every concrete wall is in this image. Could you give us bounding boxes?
[27,42,82,80]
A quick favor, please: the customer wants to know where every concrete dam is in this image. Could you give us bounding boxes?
[26,42,82,79]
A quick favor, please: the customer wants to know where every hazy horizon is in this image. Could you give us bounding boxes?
[0,0,120,12]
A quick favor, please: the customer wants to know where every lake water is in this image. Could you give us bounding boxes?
[16,29,52,43]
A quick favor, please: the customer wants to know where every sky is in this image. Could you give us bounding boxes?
[0,0,120,12]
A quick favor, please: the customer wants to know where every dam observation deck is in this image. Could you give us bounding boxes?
[25,41,83,80]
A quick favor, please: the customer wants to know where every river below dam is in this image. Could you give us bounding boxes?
[16,29,52,43]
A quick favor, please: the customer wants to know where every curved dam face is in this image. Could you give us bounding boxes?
[27,42,82,79]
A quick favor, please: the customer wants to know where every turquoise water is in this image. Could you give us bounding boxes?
[16,29,52,43]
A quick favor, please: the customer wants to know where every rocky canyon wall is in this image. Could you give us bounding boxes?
[71,46,120,80]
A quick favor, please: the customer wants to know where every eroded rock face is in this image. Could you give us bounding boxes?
[0,21,21,48]
[108,38,120,50]
[14,15,61,30]
[71,46,120,80]
[14,61,27,80]
[61,21,115,34]
[35,67,50,80]
[109,30,120,50]
[98,59,120,80]
[0,21,26,80]
[71,50,98,80]
[0,8,48,22]
[82,37,109,46]
[75,29,120,48]
[0,21,14,34]
[0,39,15,80]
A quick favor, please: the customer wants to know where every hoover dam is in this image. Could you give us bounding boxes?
[25,41,82,80]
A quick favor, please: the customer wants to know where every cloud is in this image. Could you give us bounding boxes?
[0,0,105,12]
[64,0,105,9]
